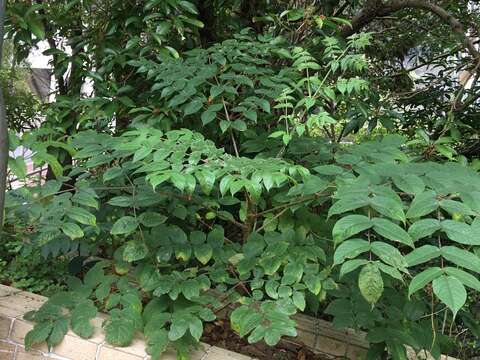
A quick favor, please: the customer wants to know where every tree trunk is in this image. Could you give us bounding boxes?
[0,0,8,228]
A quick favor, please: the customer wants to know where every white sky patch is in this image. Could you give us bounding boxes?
[27,40,52,68]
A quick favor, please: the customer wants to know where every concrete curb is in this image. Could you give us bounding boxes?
[0,285,458,360]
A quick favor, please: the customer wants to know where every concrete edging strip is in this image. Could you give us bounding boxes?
[0,285,457,360]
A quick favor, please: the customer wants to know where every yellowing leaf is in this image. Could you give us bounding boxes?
[358,263,383,305]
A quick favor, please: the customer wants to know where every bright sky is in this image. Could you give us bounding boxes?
[27,41,52,68]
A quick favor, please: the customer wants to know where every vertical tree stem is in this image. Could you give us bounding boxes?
[0,0,9,229]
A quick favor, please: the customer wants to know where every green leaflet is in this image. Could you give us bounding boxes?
[328,196,369,218]
[292,291,306,311]
[183,98,204,115]
[8,156,26,179]
[408,219,441,242]
[371,218,413,248]
[25,322,52,351]
[70,301,97,338]
[28,16,46,39]
[108,196,133,207]
[303,274,322,295]
[370,242,408,270]
[105,319,135,347]
[460,191,480,213]
[230,301,297,346]
[247,326,267,344]
[175,245,192,262]
[219,175,235,196]
[387,341,409,360]
[96,276,115,300]
[439,200,474,216]
[67,207,97,226]
[239,311,263,337]
[333,239,370,265]
[181,279,200,300]
[277,285,292,298]
[133,146,153,162]
[405,245,440,267]
[406,191,438,219]
[332,215,372,244]
[230,306,250,334]
[210,86,223,98]
[153,276,174,296]
[392,174,425,194]
[194,243,213,265]
[370,195,406,222]
[281,262,304,285]
[189,317,204,341]
[408,267,442,297]
[201,109,217,125]
[440,246,480,273]
[196,170,216,195]
[441,220,479,245]
[61,223,84,240]
[121,293,143,314]
[72,190,99,209]
[340,259,369,278]
[111,216,139,235]
[138,212,167,227]
[432,275,466,318]
[313,164,345,176]
[377,262,403,281]
[444,267,480,291]
[47,318,69,348]
[145,328,169,359]
[123,241,149,262]
[301,175,329,195]
[265,280,279,299]
[168,314,190,341]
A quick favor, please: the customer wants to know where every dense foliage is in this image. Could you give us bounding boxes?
[0,41,42,133]
[2,1,480,359]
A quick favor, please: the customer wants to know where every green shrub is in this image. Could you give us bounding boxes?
[5,129,480,359]
[3,5,479,358]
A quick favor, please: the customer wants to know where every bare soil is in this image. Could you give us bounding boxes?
[202,318,335,360]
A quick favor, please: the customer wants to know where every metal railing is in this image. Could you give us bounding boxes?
[7,166,47,190]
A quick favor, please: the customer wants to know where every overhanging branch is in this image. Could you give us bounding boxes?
[342,0,480,61]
